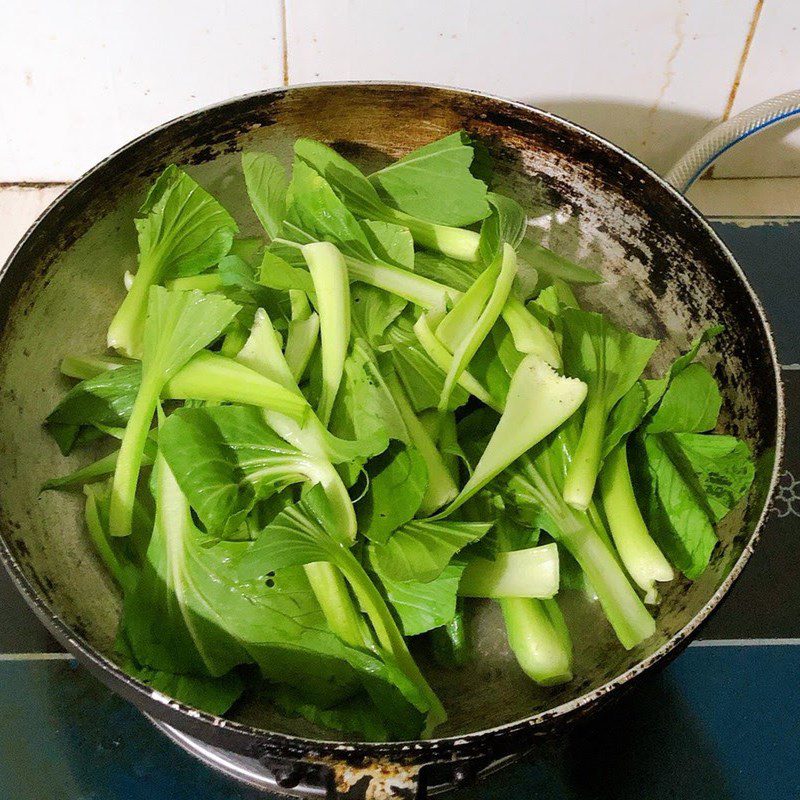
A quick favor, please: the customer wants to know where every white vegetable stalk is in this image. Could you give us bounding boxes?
[599,445,673,604]
[440,354,588,516]
[459,543,560,598]
[302,242,351,426]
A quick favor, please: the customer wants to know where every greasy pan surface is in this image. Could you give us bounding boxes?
[0,84,783,765]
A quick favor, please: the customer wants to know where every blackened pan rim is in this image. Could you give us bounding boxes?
[0,82,785,760]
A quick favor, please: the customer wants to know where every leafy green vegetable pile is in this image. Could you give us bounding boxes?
[44,132,755,740]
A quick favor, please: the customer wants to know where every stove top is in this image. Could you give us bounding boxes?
[1,218,798,800]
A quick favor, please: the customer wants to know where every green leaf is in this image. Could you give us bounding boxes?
[272,686,390,741]
[242,152,288,240]
[284,158,374,258]
[356,443,428,545]
[376,563,465,637]
[117,632,245,716]
[45,365,141,455]
[130,662,245,716]
[158,405,321,538]
[350,284,407,347]
[370,519,491,582]
[143,287,241,382]
[236,485,345,578]
[123,459,357,703]
[368,132,490,226]
[294,138,386,220]
[259,248,315,295]
[635,433,719,579]
[632,424,753,581]
[333,339,407,446]
[413,251,482,293]
[277,173,457,310]
[479,193,526,265]
[237,484,446,732]
[602,381,647,458]
[493,512,540,551]
[385,315,469,413]
[280,156,455,310]
[360,220,415,269]
[136,165,238,279]
[228,236,265,266]
[216,254,287,322]
[671,433,754,521]
[635,429,755,577]
[517,239,602,285]
[108,166,238,358]
[43,436,157,490]
[646,363,721,434]
[561,308,659,416]
[642,377,669,415]
[669,325,724,379]
[340,647,430,738]
[601,324,724,454]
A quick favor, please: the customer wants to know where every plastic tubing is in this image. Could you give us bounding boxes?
[664,90,800,193]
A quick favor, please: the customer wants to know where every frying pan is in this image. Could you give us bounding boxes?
[0,84,784,798]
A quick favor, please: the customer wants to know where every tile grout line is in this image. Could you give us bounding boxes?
[280,0,289,87]
[0,652,74,661]
[0,181,70,189]
[689,638,800,647]
[2,639,800,663]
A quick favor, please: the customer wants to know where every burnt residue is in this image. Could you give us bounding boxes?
[0,84,784,789]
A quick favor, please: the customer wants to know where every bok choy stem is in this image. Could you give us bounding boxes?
[336,546,447,732]
[500,597,573,686]
[599,444,673,604]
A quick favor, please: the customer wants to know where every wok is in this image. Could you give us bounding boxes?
[0,84,784,797]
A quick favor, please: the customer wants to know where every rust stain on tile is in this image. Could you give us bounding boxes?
[722,0,765,122]
[705,0,763,178]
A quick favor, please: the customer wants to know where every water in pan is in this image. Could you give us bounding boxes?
[0,86,779,741]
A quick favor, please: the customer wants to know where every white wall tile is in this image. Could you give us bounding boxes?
[714,4,800,177]
[0,0,285,182]
[285,0,755,175]
[0,186,68,263]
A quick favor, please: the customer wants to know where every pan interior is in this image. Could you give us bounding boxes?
[0,85,778,741]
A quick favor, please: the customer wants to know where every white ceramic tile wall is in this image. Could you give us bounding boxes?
[1,0,799,183]
[714,3,800,177]
[284,0,756,175]
[0,186,67,261]
[0,0,285,182]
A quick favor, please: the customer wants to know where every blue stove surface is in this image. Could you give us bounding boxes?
[1,220,798,800]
